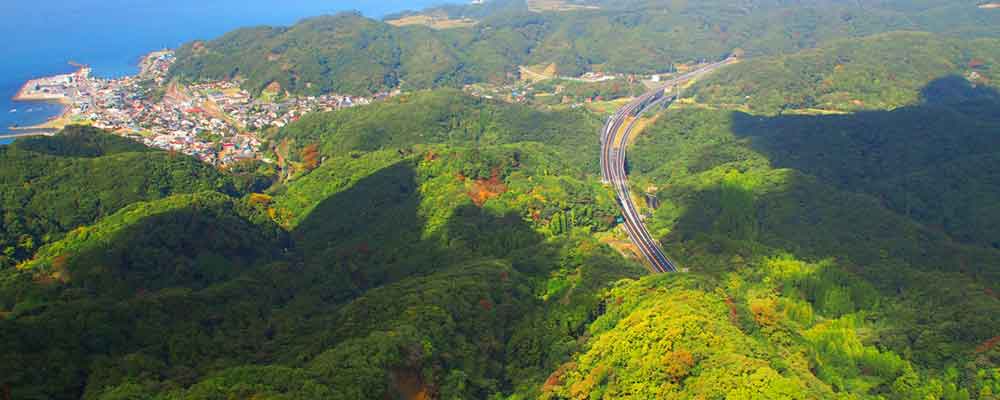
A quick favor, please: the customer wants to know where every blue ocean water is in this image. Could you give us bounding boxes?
[0,0,458,138]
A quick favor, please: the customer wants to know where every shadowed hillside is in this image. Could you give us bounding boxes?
[0,139,644,399]
[0,127,237,269]
[3,15,1000,397]
[613,75,1000,398]
[728,77,1000,249]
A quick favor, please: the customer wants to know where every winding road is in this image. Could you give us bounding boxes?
[600,58,736,273]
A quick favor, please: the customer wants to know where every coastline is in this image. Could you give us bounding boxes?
[9,51,168,133]
[0,129,56,139]
[12,87,74,103]
[8,94,71,133]
[8,65,84,132]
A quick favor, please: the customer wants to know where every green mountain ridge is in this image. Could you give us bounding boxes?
[2,10,1000,400]
[272,89,603,175]
[171,1,1000,96]
[679,33,1000,248]
[693,32,1000,113]
[0,126,237,269]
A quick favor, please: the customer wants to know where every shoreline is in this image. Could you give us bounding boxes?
[8,51,168,133]
[8,65,84,132]
[0,129,57,140]
[8,95,72,132]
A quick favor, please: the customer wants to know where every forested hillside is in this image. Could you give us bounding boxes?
[603,32,1000,399]
[689,33,1000,247]
[0,126,642,399]
[0,126,236,269]
[5,66,999,399]
[616,104,1000,398]
[271,89,603,175]
[693,32,1000,113]
[2,1,999,399]
[170,0,1000,96]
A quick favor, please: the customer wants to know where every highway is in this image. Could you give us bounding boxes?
[600,58,735,273]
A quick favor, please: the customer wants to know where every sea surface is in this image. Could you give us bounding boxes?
[0,0,459,140]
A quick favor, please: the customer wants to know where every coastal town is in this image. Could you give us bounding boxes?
[11,51,375,165]
[12,49,705,165]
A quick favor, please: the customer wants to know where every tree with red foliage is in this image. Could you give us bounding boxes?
[301,143,321,171]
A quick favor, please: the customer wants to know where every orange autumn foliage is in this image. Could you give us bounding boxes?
[569,364,611,399]
[750,298,780,328]
[301,143,321,171]
[976,336,1000,354]
[468,167,507,207]
[661,349,695,381]
[542,362,577,393]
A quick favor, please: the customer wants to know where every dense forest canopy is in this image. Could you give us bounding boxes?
[693,32,1000,113]
[170,0,1000,95]
[4,77,998,398]
[0,126,237,269]
[271,89,604,174]
[2,0,999,399]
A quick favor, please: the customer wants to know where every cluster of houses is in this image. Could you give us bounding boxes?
[190,80,373,131]
[24,50,381,165]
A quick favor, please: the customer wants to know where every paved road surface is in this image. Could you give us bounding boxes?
[599,59,735,273]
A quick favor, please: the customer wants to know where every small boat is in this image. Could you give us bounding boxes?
[9,109,15,113]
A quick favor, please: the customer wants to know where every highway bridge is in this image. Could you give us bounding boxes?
[600,58,736,273]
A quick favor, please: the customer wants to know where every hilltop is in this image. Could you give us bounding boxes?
[0,126,238,269]
[269,89,604,176]
[170,1,1000,96]
[693,32,1000,113]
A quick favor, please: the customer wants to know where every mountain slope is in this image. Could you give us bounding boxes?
[170,2,1000,96]
[170,13,485,95]
[693,32,1000,113]
[0,190,282,399]
[0,126,236,269]
[613,38,1000,397]
[272,89,603,173]
[0,131,642,398]
[687,34,1000,247]
[2,22,1000,400]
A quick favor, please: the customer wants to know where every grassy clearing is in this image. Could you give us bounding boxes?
[519,64,558,82]
[527,0,600,12]
[585,98,633,115]
[386,14,478,29]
